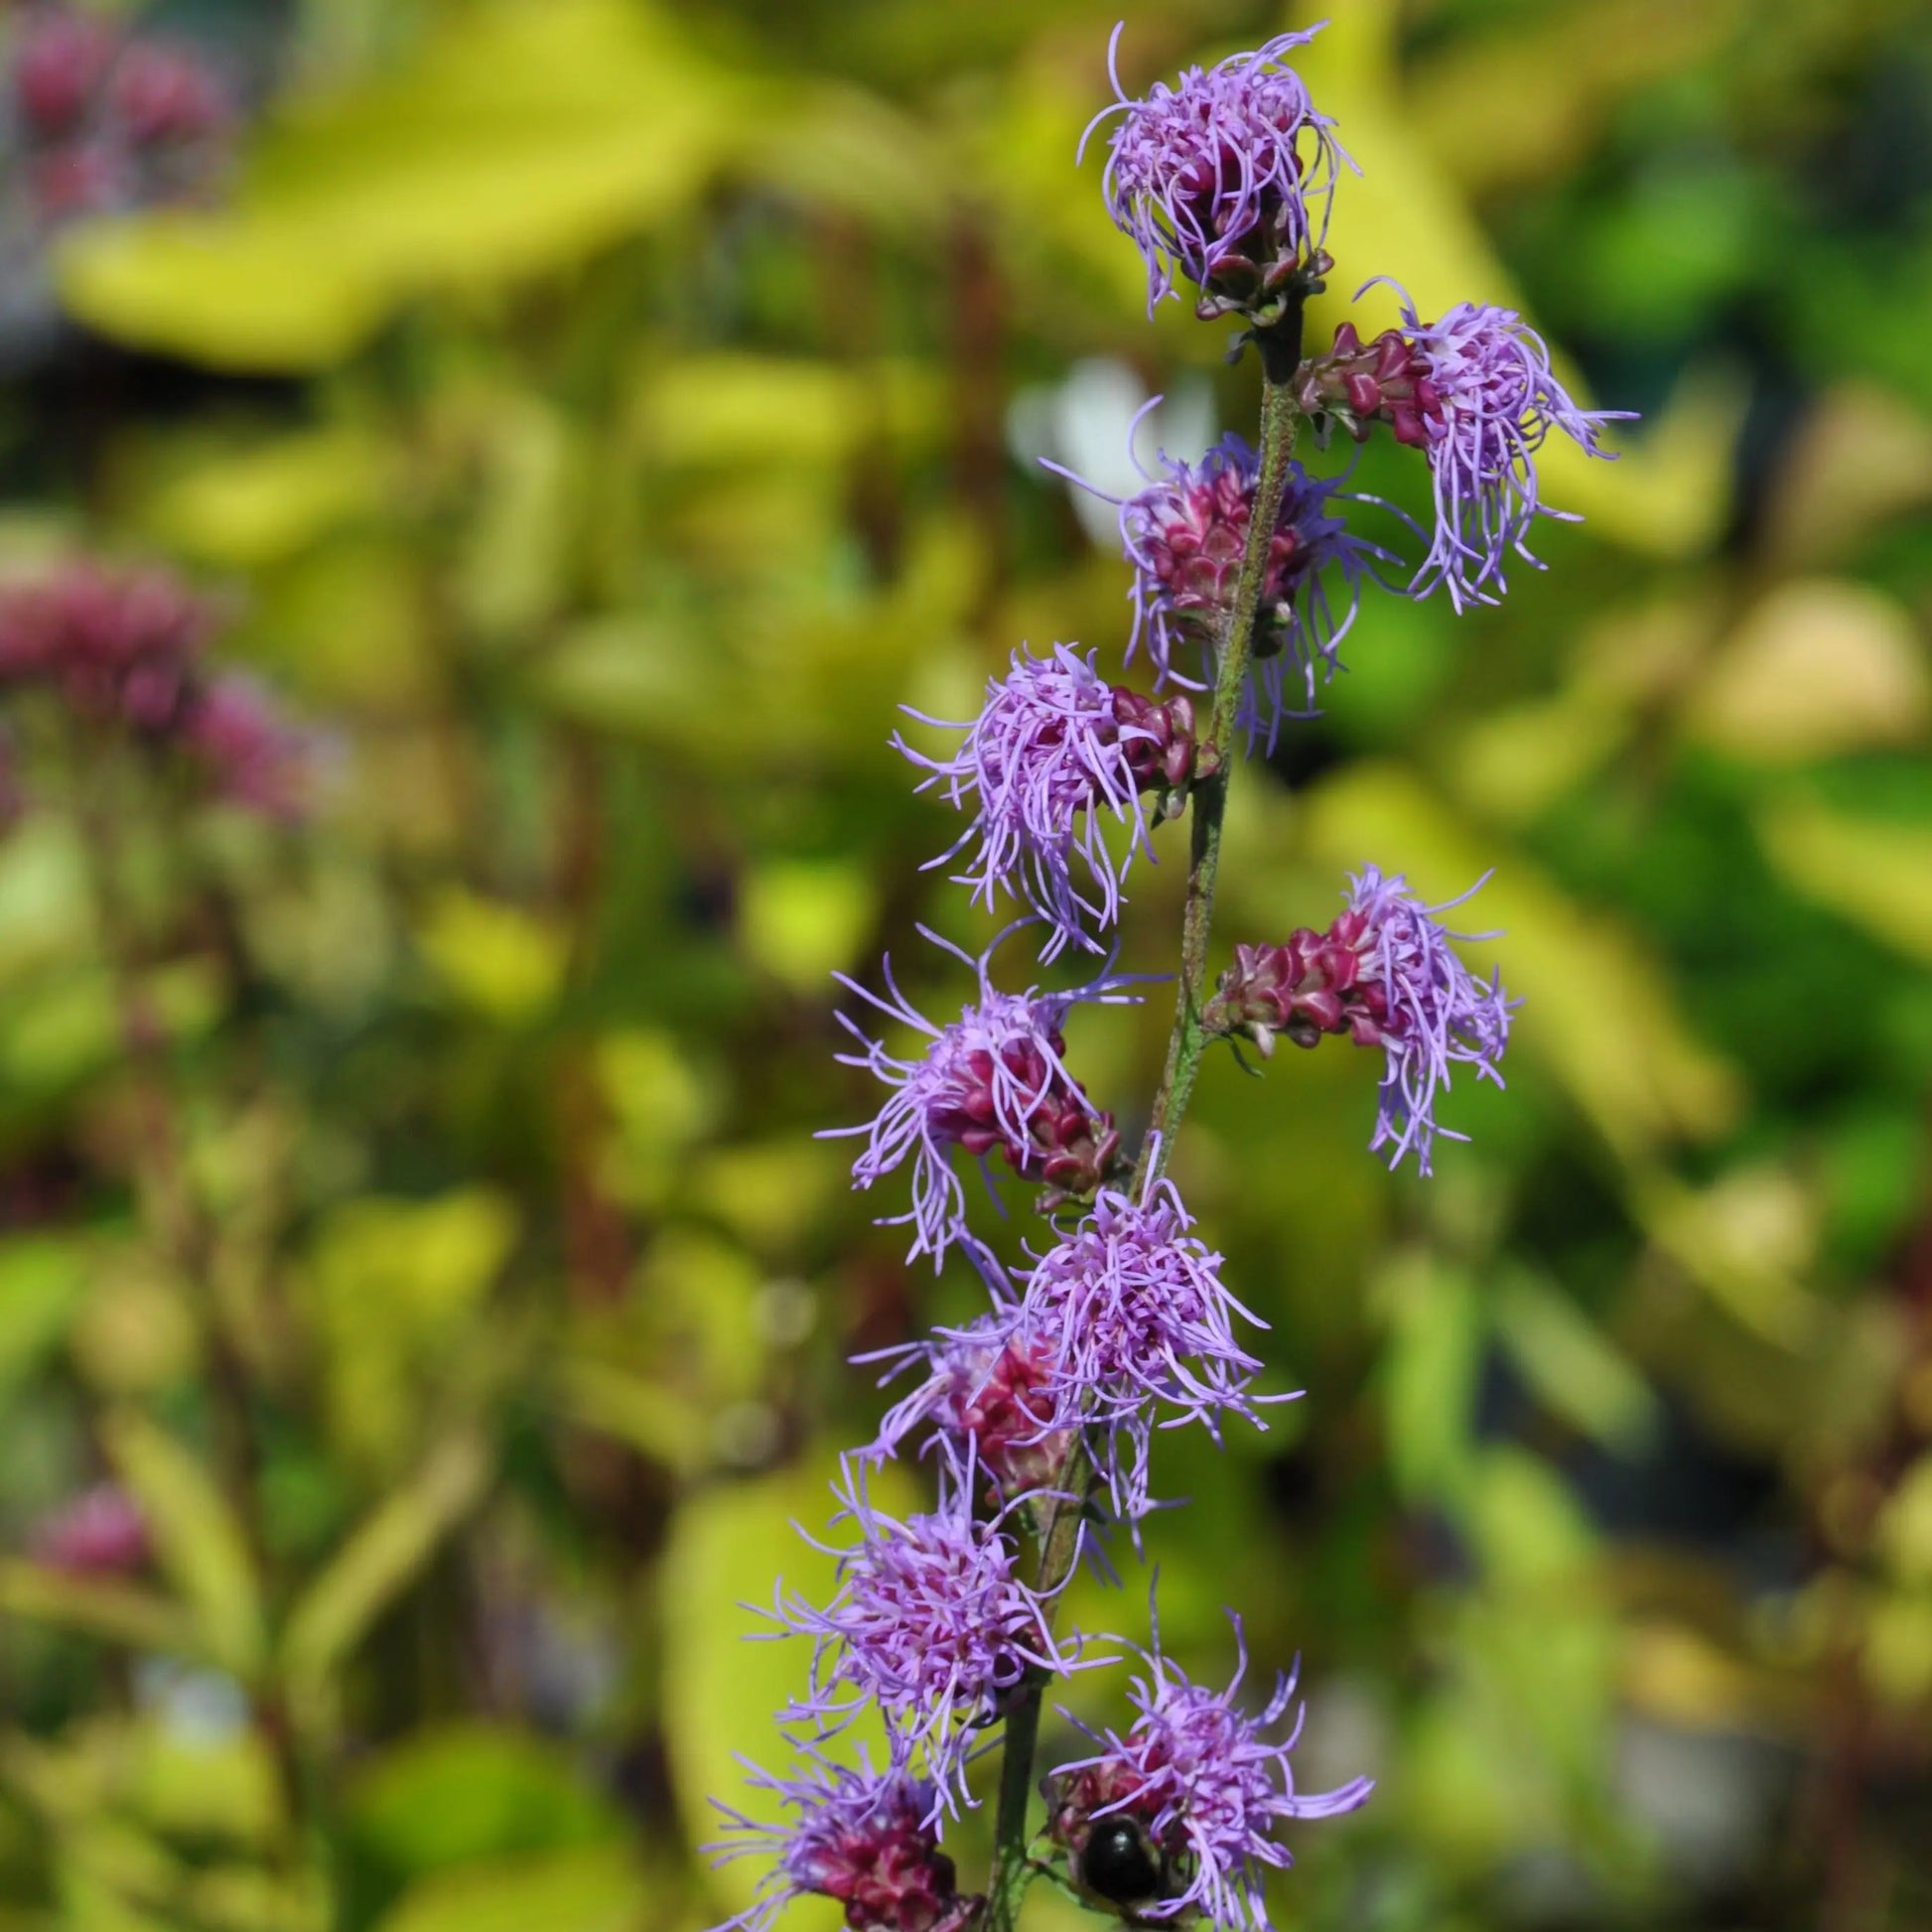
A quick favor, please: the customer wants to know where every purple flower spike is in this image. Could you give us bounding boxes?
[897,644,1201,960]
[1083,25,1349,322]
[1306,290,1629,611]
[770,1452,1091,1818]
[1046,1613,1373,1932]
[704,1749,982,1932]
[821,930,1138,1268]
[1018,1177,1287,1522]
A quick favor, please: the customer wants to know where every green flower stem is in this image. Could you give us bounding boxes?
[981,318,1304,1931]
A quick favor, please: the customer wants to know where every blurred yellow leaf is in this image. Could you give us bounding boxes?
[416,889,566,1024]
[1303,762,1739,1159]
[1409,0,1745,195]
[1687,579,1929,761]
[740,860,879,996]
[1621,1622,1759,1729]
[552,1362,707,1477]
[371,1846,646,1932]
[0,1563,197,1658]
[102,1413,264,1679]
[1879,1455,1932,1587]
[1635,1166,1823,1349]
[281,1432,492,1709]
[630,354,940,471]
[0,1235,89,1396]
[302,1190,518,1469]
[56,0,750,371]
[138,430,389,570]
[1761,384,1932,567]
[1757,795,1932,964]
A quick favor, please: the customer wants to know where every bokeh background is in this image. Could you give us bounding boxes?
[3,1,1932,1928]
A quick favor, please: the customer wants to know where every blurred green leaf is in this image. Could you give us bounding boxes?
[346,1725,625,1878]
[739,860,878,996]
[281,1432,492,1709]
[0,1563,196,1658]
[101,1413,264,1679]
[0,1236,89,1397]
[1495,1270,1659,1455]
[371,1846,647,1932]
[1379,1251,1482,1509]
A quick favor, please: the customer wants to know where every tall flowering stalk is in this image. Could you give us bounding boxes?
[711,21,1622,1932]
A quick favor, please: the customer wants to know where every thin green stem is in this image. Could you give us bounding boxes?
[981,317,1304,1930]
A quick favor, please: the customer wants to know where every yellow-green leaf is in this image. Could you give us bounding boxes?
[281,1433,492,1704]
[0,1562,197,1658]
[102,1412,264,1679]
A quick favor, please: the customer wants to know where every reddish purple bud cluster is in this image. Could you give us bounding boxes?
[1211,867,1515,1173]
[0,562,311,815]
[30,1481,149,1576]
[6,3,229,227]
[867,1310,1072,1500]
[708,1754,982,1932]
[897,644,1204,961]
[823,933,1136,1267]
[1296,317,1441,449]
[1083,25,1348,323]
[1116,436,1381,748]
[1301,289,1629,611]
[1046,1618,1373,1932]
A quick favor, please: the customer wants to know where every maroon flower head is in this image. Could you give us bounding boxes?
[706,1751,981,1932]
[182,674,312,819]
[0,560,214,727]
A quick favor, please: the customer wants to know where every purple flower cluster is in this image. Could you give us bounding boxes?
[897,644,1201,960]
[1209,867,1516,1172]
[707,1752,980,1932]
[30,1482,149,1577]
[1046,1617,1374,1932]
[868,1180,1283,1523]
[822,931,1134,1267]
[769,1454,1086,1817]
[0,561,312,816]
[1299,292,1628,610]
[6,3,229,228]
[1084,25,1348,320]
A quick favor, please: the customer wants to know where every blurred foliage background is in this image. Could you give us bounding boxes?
[2,1,1932,1929]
